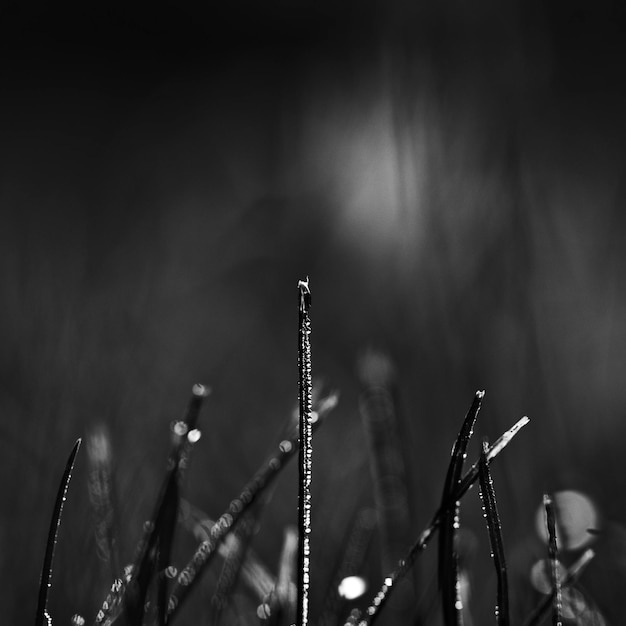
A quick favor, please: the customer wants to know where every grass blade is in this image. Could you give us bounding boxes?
[543,494,563,626]
[478,439,509,626]
[356,415,530,625]
[439,391,484,626]
[297,277,314,626]
[35,438,81,626]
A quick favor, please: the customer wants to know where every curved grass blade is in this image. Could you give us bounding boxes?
[35,438,81,626]
[543,494,562,626]
[524,548,595,626]
[439,391,484,626]
[297,277,313,626]
[478,439,509,626]
[355,416,530,625]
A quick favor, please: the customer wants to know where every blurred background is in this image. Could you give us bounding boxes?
[2,1,626,624]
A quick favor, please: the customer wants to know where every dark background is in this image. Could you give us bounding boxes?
[3,1,626,624]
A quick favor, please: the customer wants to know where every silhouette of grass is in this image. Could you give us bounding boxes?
[35,439,81,626]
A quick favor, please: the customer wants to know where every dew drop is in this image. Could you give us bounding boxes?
[187,429,201,443]
[172,421,188,437]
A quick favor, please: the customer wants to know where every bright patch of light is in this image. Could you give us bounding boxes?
[338,576,367,600]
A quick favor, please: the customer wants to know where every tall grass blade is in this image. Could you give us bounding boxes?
[478,439,509,626]
[35,438,81,626]
[355,416,530,625]
[438,391,484,626]
[543,494,562,626]
[297,277,313,626]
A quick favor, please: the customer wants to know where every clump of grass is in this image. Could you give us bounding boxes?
[35,438,81,626]
[165,389,338,621]
[119,384,210,626]
[355,414,530,625]
[33,279,560,626]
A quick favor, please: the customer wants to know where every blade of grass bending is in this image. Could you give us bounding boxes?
[524,548,595,626]
[297,277,314,626]
[543,494,562,626]
[35,438,81,626]
[439,391,484,626]
[355,416,530,626]
[122,384,209,626]
[478,439,509,626]
[165,394,337,624]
